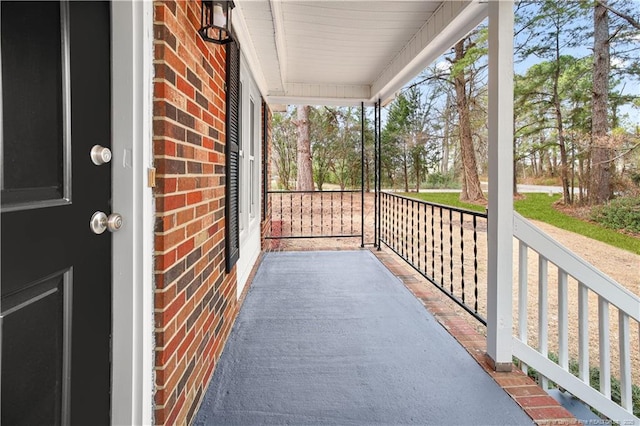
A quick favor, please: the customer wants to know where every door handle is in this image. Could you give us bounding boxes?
[90,211,123,234]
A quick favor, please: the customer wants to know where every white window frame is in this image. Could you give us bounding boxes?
[236,54,262,297]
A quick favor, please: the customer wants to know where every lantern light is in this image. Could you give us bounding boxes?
[199,1,234,44]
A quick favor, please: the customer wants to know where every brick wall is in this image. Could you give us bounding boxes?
[153,1,238,424]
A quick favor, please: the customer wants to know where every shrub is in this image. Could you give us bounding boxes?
[590,197,640,234]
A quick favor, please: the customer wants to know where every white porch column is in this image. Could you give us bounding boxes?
[486,0,515,371]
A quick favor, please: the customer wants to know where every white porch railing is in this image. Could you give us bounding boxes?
[512,212,640,424]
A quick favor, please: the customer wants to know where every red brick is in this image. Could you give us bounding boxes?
[158,194,186,212]
[526,406,574,421]
[176,209,195,226]
[156,227,185,251]
[505,385,549,398]
[177,177,198,192]
[157,292,186,325]
[156,250,178,271]
[177,238,194,260]
[176,75,195,99]
[154,139,177,157]
[515,395,560,408]
[186,99,201,118]
[165,391,185,426]
[155,44,187,76]
[186,191,203,205]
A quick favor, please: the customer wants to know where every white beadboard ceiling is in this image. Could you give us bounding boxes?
[232,0,488,106]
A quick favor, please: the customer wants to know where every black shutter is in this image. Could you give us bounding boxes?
[225,40,240,272]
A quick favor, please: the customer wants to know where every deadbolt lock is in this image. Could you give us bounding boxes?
[90,145,112,165]
[90,211,123,234]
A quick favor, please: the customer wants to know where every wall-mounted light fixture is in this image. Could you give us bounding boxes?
[199,0,234,44]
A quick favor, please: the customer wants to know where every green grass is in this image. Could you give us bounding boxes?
[401,192,487,213]
[402,192,640,255]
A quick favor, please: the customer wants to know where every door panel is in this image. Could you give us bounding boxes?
[1,0,68,209]
[1,2,112,425]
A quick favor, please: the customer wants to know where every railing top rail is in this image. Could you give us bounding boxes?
[382,191,488,219]
[267,189,362,194]
[513,212,640,321]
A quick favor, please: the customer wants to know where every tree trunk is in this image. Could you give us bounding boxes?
[454,39,485,203]
[441,93,451,175]
[551,33,571,204]
[590,1,612,204]
[403,148,409,192]
[295,105,313,191]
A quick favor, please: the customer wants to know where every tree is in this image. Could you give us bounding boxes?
[450,36,486,203]
[516,0,587,203]
[295,105,313,191]
[382,91,413,192]
[271,109,297,190]
[308,106,336,191]
[590,0,612,204]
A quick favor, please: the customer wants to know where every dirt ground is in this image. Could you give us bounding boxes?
[266,192,640,383]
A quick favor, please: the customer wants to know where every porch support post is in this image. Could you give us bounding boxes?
[486,0,514,371]
[373,101,379,247]
[376,99,382,250]
[361,102,365,248]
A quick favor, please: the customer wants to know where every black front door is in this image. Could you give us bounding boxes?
[1,2,112,424]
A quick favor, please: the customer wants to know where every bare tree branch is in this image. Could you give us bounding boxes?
[597,1,640,31]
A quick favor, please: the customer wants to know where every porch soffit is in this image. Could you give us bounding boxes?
[232,0,487,107]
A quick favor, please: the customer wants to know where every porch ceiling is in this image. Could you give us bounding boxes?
[232,0,488,107]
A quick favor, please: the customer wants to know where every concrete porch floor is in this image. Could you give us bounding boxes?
[194,250,535,425]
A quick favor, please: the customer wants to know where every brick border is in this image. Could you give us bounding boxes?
[370,247,581,426]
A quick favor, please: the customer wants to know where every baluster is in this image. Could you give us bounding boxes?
[449,209,453,294]
[411,199,415,265]
[439,207,444,288]
[518,241,528,373]
[431,205,435,281]
[578,282,590,383]
[460,212,465,304]
[350,191,354,235]
[423,203,428,276]
[383,194,387,245]
[300,192,304,235]
[618,311,632,411]
[400,198,407,257]
[380,193,384,242]
[598,296,611,398]
[320,192,324,234]
[396,196,400,252]
[385,194,389,243]
[393,195,397,251]
[290,192,293,236]
[310,191,314,236]
[473,216,479,315]
[538,254,549,390]
[558,269,568,370]
[340,192,344,235]
[416,200,421,271]
[279,193,283,236]
[269,193,273,236]
[330,192,334,235]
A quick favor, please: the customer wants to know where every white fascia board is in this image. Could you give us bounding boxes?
[270,0,288,87]
[370,0,488,104]
[267,82,372,106]
[267,95,374,107]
